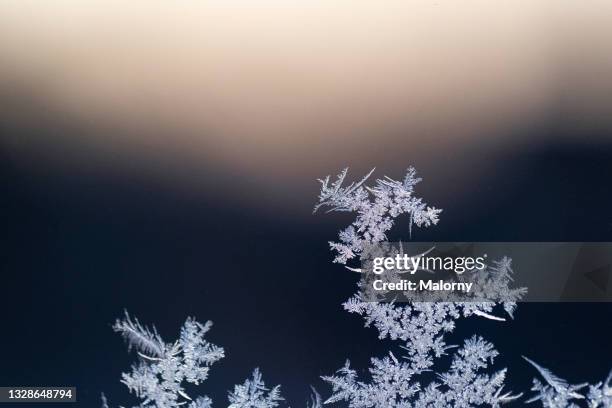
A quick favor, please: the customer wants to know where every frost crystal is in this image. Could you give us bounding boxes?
[317,168,521,407]
[316,167,612,408]
[524,357,612,408]
[105,312,291,408]
[99,166,611,408]
[228,368,284,408]
[112,311,224,407]
[314,167,441,264]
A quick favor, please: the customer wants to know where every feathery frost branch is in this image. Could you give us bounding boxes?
[315,167,441,264]
[315,167,523,407]
[113,310,166,358]
[228,368,284,408]
[524,357,612,408]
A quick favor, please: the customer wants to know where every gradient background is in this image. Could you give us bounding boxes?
[1,1,611,407]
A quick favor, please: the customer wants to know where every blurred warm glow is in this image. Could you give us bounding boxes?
[1,1,611,200]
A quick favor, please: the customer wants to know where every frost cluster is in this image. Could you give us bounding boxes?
[228,368,284,408]
[102,167,610,408]
[523,357,611,408]
[104,311,288,408]
[315,168,611,408]
[314,167,441,264]
[315,168,522,407]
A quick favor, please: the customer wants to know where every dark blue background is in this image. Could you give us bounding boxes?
[1,137,612,407]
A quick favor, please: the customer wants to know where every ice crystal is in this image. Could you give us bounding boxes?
[307,387,323,408]
[587,371,612,408]
[323,335,519,408]
[317,168,521,407]
[228,368,284,408]
[316,167,612,408]
[99,166,611,408]
[112,311,224,407]
[314,167,441,264]
[105,312,292,408]
[524,357,612,408]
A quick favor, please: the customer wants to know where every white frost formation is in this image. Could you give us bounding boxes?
[315,168,522,407]
[105,311,289,408]
[101,166,610,408]
[524,357,611,408]
[315,168,611,408]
